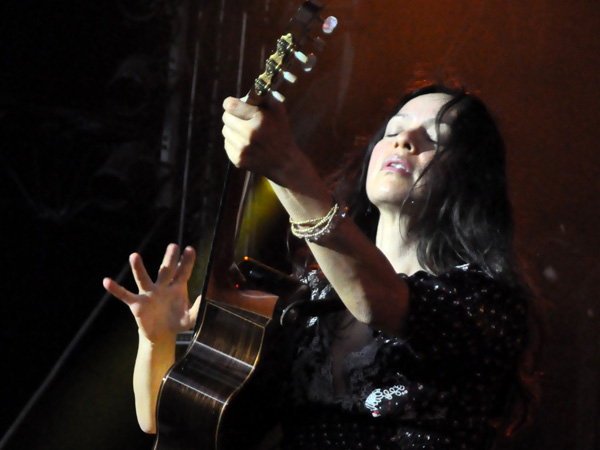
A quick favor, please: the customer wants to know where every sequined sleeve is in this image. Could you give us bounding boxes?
[398,265,528,373]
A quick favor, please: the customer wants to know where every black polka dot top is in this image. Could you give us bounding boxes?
[276,264,528,450]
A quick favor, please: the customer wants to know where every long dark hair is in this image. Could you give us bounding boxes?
[331,83,541,434]
[335,84,518,282]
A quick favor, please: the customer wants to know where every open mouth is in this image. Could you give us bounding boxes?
[382,156,412,175]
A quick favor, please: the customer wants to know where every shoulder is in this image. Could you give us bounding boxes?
[398,264,529,362]
[401,263,524,310]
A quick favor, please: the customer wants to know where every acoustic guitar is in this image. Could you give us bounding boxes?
[153,2,337,449]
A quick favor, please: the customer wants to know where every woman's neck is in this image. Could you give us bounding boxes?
[375,210,424,275]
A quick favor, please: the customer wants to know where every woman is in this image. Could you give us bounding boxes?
[104,84,538,449]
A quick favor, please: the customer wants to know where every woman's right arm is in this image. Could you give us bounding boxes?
[103,244,200,433]
[221,97,411,335]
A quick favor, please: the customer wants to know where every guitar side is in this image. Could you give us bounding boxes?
[153,299,271,450]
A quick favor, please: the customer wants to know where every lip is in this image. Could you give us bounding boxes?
[381,155,413,175]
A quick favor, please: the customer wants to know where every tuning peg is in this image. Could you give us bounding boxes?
[277,34,312,71]
[271,90,285,102]
[293,50,316,72]
[321,16,337,34]
[283,71,298,83]
[293,50,308,65]
[294,50,317,72]
[299,53,317,72]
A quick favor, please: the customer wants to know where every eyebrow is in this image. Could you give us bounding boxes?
[391,114,451,127]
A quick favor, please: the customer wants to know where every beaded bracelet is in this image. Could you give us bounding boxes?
[290,203,348,243]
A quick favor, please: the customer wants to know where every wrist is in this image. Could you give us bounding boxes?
[272,147,312,190]
[290,202,348,244]
[138,329,177,350]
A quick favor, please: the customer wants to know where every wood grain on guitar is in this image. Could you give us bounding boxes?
[153,2,337,449]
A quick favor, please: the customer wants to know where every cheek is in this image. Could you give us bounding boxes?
[365,142,386,193]
[415,151,436,178]
[366,142,386,180]
[414,151,446,193]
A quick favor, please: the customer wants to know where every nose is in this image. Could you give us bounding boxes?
[394,130,416,153]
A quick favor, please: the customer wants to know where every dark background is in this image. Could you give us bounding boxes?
[1,0,599,449]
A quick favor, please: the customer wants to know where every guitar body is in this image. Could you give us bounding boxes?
[153,299,273,450]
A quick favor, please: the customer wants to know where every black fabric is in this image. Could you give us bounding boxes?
[273,265,528,450]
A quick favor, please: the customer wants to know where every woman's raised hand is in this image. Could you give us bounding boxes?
[103,243,200,343]
[221,96,306,188]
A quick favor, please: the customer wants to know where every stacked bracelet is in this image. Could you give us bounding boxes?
[290,203,347,243]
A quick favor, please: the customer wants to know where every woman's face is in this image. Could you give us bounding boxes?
[366,93,454,212]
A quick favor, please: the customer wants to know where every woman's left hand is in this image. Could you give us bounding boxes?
[221,96,305,188]
[103,244,199,343]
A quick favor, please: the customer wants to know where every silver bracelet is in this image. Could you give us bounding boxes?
[290,203,348,243]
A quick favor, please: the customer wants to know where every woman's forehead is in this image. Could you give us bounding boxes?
[397,93,454,118]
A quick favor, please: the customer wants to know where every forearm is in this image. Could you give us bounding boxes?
[307,219,409,332]
[268,155,409,334]
[132,331,177,433]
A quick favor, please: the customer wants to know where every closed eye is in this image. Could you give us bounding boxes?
[384,117,408,138]
[384,125,404,138]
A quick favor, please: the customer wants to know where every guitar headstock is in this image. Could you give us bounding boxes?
[246,0,337,106]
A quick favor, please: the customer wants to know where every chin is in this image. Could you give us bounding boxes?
[368,194,411,211]
[367,186,412,206]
